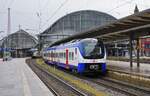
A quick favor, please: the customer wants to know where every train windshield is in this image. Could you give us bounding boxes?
[81,40,104,59]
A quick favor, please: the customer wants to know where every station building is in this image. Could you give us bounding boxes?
[40,10,117,47]
[105,6,150,57]
[0,29,38,58]
[39,9,150,57]
[140,37,150,56]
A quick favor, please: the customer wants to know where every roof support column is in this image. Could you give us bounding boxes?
[136,37,140,67]
[129,33,133,68]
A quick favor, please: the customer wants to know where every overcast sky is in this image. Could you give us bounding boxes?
[0,0,150,39]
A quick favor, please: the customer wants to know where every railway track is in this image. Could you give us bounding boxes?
[47,65,150,96]
[55,65,150,96]
[27,59,150,96]
[27,60,87,96]
[107,68,150,78]
[89,77,150,96]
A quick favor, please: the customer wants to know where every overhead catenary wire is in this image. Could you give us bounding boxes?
[41,0,135,31]
[8,0,16,8]
[0,0,7,10]
[106,0,136,16]
[0,0,15,14]
[41,0,69,29]
[41,0,50,11]
[107,0,135,13]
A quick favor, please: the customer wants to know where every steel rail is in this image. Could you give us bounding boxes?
[28,61,60,96]
[89,77,150,96]
[28,60,87,96]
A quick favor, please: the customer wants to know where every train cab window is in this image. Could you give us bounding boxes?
[81,40,104,59]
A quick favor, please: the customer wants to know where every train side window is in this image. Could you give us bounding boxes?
[62,53,63,59]
[64,53,66,59]
[54,53,56,58]
[69,52,71,60]
[75,48,77,54]
[56,53,57,57]
[58,53,59,58]
[60,53,62,59]
[72,52,74,60]
[52,52,54,58]
[61,53,63,59]
[62,53,63,58]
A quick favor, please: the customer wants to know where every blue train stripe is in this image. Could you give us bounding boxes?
[44,60,106,73]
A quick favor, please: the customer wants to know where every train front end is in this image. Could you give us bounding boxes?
[77,38,106,74]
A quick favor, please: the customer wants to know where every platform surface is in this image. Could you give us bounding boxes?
[0,58,54,96]
[107,60,150,76]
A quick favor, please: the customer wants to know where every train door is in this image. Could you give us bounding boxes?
[74,48,78,65]
[51,51,53,62]
[66,49,69,69]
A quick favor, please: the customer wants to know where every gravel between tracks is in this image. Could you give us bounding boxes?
[27,59,87,96]
[26,58,133,96]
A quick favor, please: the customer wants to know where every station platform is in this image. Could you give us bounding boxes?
[0,58,54,96]
[107,60,150,76]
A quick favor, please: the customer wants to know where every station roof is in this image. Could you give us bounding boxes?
[51,8,150,46]
[1,30,38,49]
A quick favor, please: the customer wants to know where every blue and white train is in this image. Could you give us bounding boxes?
[42,38,106,74]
